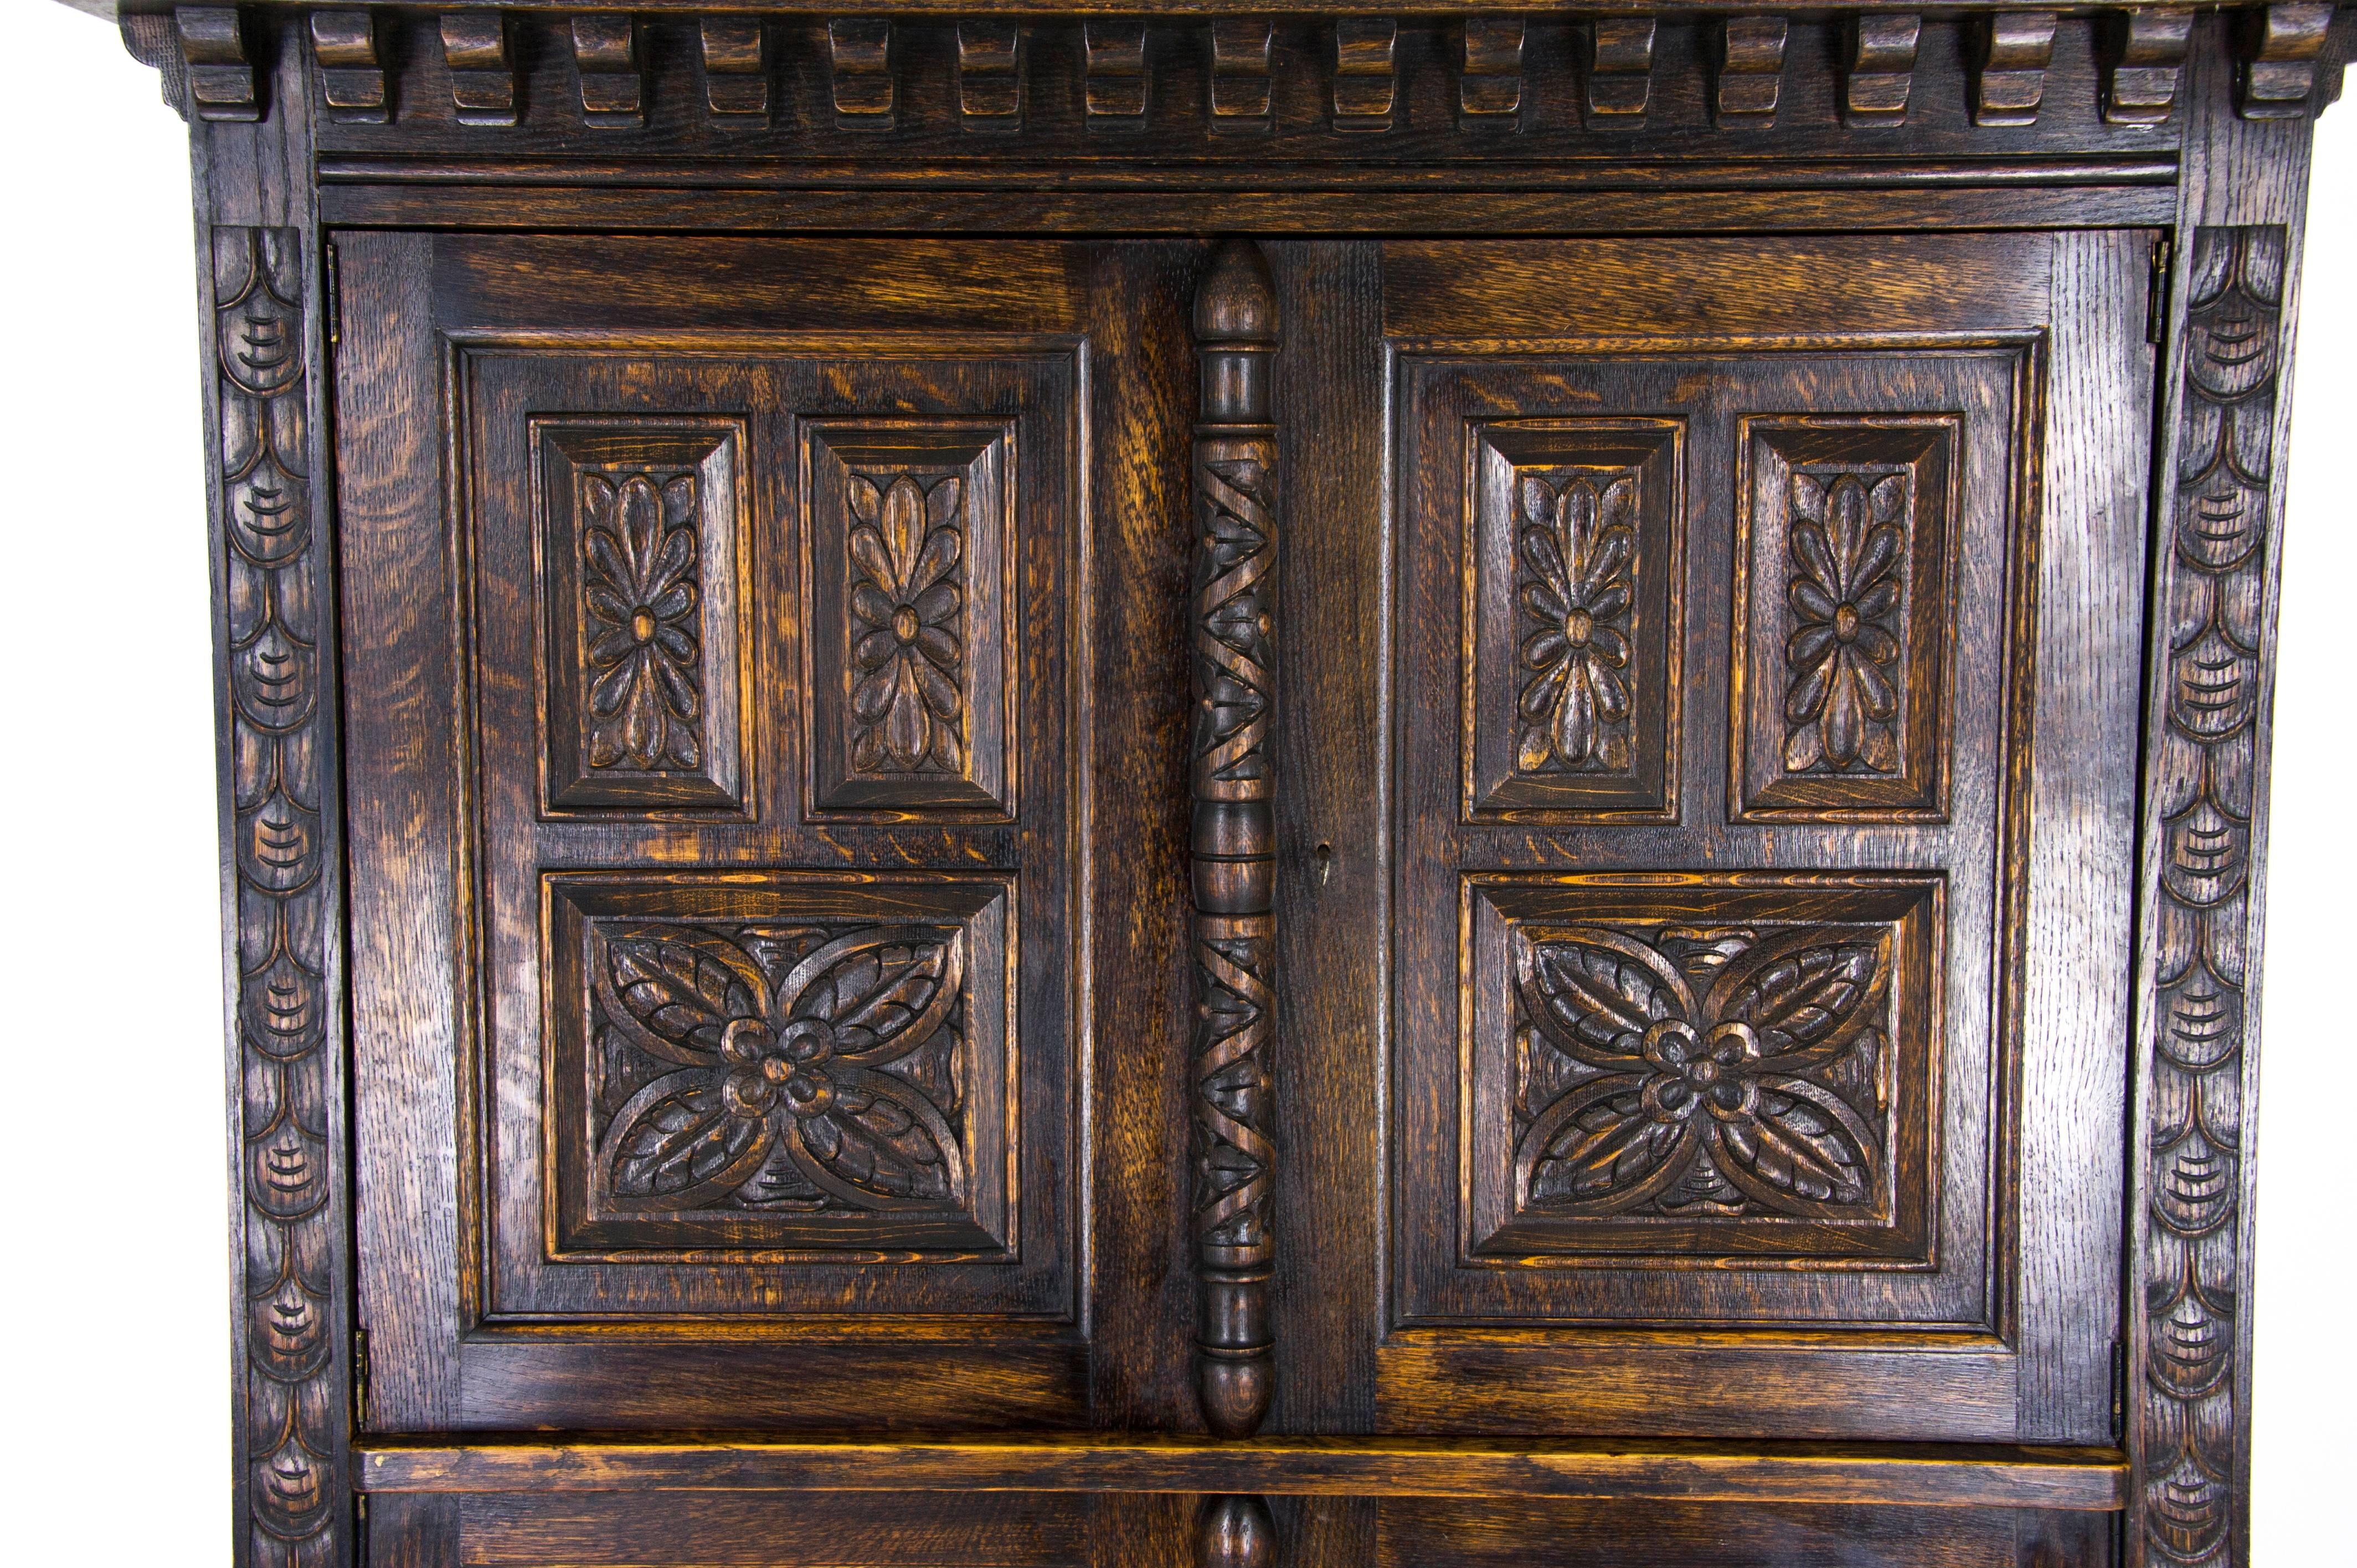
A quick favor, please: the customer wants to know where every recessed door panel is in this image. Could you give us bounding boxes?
[343,234,1201,1433]
[1367,233,2150,1440]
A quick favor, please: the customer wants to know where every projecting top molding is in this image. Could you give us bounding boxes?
[115,4,2353,151]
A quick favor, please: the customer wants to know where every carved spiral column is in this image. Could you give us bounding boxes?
[1190,238,1279,1463]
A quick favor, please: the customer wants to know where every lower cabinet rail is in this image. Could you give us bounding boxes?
[357,1436,2127,1511]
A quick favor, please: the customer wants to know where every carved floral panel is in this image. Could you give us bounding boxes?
[536,419,748,812]
[1468,875,1941,1263]
[808,422,1013,816]
[1466,419,1684,821]
[550,875,1012,1255]
[1733,417,1957,819]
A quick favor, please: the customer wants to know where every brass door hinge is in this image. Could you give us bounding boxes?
[2147,234,2174,347]
[2111,1336,2127,1443]
[351,1324,370,1431]
[325,239,342,350]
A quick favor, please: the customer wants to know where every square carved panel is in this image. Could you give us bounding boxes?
[1465,873,1943,1266]
[1732,417,1959,819]
[1465,419,1685,821]
[805,421,1015,817]
[547,874,1013,1257]
[534,419,749,812]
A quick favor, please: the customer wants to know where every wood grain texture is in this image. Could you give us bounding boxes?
[287,14,2266,167]
[1191,239,1281,1441]
[2013,229,2149,1443]
[358,1436,2126,1510]
[1266,240,1383,1440]
[2128,24,2324,1568]
[184,24,352,1568]
[1377,1496,2091,1567]
[103,6,2348,1565]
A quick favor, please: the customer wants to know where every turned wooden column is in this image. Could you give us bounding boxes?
[1190,238,1280,1444]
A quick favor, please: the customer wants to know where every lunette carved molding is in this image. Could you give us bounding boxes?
[218,225,343,1568]
[2133,224,2283,1568]
[1190,239,1278,1443]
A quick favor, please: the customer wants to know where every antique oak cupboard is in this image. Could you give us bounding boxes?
[99,0,2351,1563]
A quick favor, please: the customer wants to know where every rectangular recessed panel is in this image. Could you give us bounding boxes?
[1466,873,1942,1265]
[549,873,1012,1258]
[1392,333,2029,1348]
[806,420,1017,816]
[535,419,748,812]
[1465,418,1685,821]
[1733,417,1960,819]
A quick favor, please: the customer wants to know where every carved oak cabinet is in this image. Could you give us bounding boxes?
[107,0,2352,1563]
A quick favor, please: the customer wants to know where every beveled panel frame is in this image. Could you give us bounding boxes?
[547,871,1014,1259]
[533,418,752,814]
[804,419,1017,817]
[1465,417,1686,822]
[1464,871,1944,1266]
[1732,415,1962,821]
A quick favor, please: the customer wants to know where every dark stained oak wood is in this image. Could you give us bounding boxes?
[358,1436,2127,1510]
[110,3,2357,1565]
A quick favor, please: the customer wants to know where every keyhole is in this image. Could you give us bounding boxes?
[1313,842,1333,886]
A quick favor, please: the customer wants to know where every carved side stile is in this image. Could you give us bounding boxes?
[1190,238,1279,1467]
[2133,224,2286,1568]
[217,224,344,1568]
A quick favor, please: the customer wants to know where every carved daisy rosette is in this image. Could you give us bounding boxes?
[589,921,969,1216]
[848,472,967,775]
[1516,472,1638,775]
[1512,924,1892,1221]
[581,471,704,772]
[1783,470,1908,776]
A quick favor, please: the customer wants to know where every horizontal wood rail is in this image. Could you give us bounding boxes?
[359,1436,2127,1510]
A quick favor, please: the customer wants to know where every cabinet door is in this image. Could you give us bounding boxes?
[341,234,1202,1437]
[1275,233,2153,1446]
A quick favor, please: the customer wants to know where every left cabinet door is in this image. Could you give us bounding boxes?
[338,233,1201,1435]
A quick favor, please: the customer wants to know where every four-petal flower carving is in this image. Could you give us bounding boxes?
[591,922,968,1214]
[1517,472,1638,775]
[849,472,966,775]
[582,472,704,772]
[1514,925,1888,1218]
[1784,470,1908,775]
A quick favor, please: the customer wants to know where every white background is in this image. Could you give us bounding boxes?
[0,4,2346,1561]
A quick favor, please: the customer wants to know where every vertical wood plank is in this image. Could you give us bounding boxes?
[337,229,460,1436]
[2016,228,2149,1441]
[1268,240,1383,1440]
[1086,241,1202,1434]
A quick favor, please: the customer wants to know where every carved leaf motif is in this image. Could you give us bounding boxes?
[1706,933,1889,1065]
[1783,470,1907,775]
[776,927,965,1064]
[848,471,967,775]
[586,919,970,1217]
[1513,922,1891,1219]
[788,1067,965,1207]
[581,470,705,772]
[602,1070,778,1208]
[1515,927,1692,1061]
[1515,471,1638,776]
[597,929,766,1064]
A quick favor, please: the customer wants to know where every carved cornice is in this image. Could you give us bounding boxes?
[116,7,2355,135]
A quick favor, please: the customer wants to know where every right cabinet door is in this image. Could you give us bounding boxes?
[1347,232,2154,1443]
